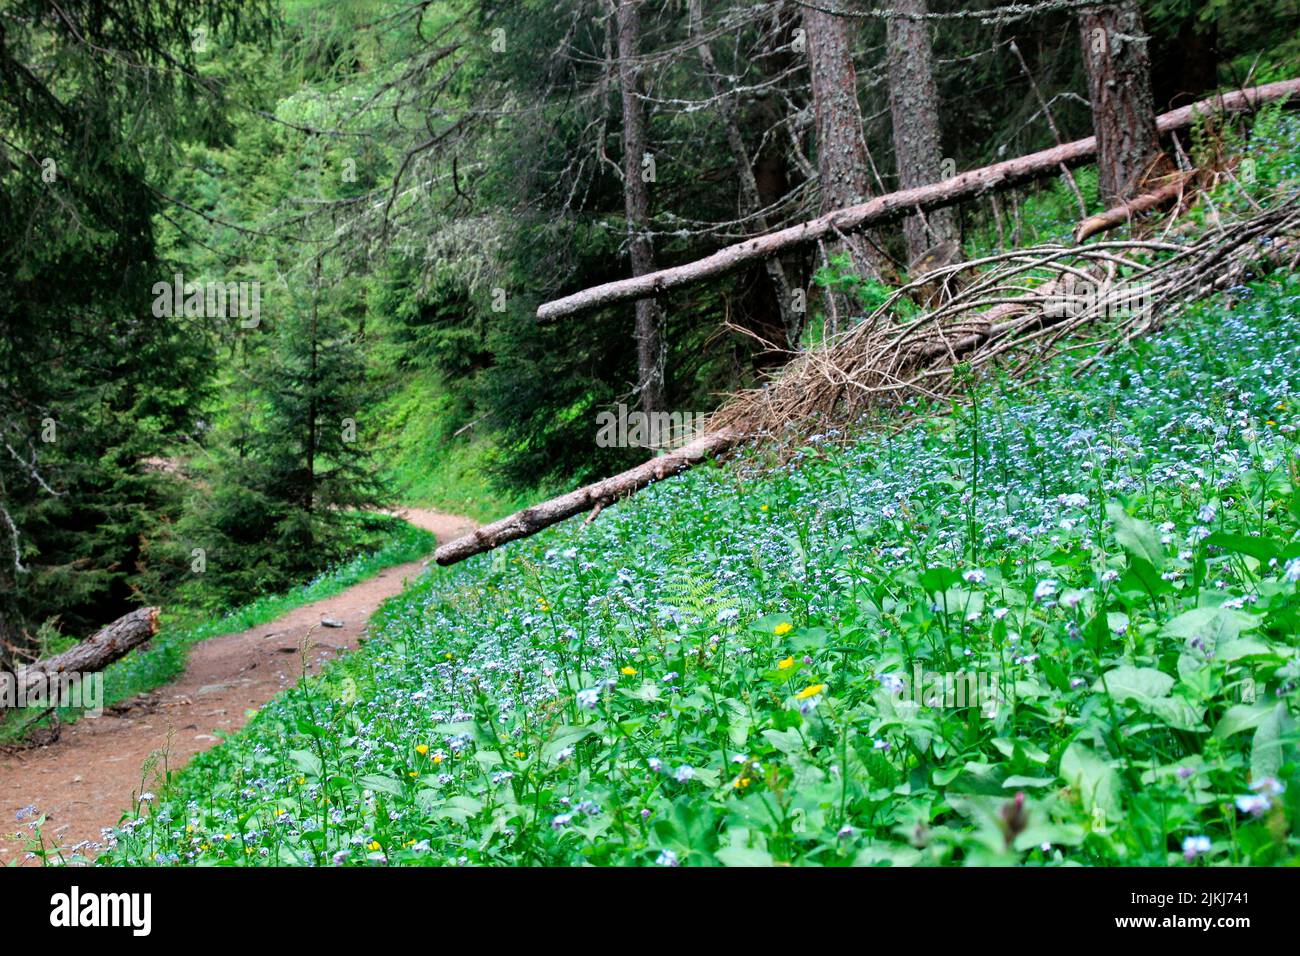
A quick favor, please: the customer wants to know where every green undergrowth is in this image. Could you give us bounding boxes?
[88,272,1300,867]
[375,369,549,523]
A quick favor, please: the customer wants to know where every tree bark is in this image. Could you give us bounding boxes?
[803,1,887,299]
[1078,1,1161,204]
[434,428,740,565]
[4,607,159,709]
[885,0,957,264]
[536,79,1300,321]
[615,0,666,414]
[689,0,798,345]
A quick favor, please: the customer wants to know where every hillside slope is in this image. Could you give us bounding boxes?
[92,273,1300,867]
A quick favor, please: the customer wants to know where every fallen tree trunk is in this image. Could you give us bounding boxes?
[434,429,741,565]
[538,79,1300,321]
[436,199,1299,570]
[1074,174,1191,242]
[2,607,159,712]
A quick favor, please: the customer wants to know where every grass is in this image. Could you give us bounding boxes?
[374,369,551,523]
[0,514,436,746]
[84,269,1300,867]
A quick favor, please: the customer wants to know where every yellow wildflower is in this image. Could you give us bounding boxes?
[620,666,637,676]
[367,840,381,852]
[416,744,429,755]
[777,656,795,670]
[774,622,793,636]
[796,683,826,700]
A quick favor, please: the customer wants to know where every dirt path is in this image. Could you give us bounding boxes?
[0,508,476,864]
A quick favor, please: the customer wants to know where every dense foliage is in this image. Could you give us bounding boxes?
[92,273,1300,866]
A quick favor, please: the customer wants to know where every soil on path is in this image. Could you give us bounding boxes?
[0,508,476,863]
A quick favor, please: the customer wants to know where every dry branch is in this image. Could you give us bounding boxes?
[1074,174,1191,242]
[537,79,1300,321]
[713,197,1300,434]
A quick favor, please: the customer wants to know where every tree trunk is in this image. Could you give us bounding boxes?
[305,257,320,513]
[885,0,958,265]
[803,1,887,300]
[1078,1,1161,204]
[689,0,798,346]
[434,428,740,565]
[615,0,666,415]
[535,79,1300,321]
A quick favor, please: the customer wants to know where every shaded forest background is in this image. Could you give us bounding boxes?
[1,0,1297,662]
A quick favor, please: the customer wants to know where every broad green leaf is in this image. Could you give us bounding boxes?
[1002,775,1056,789]
[1205,531,1281,563]
[1094,666,1174,707]
[543,724,594,762]
[1118,556,1172,597]
[1107,503,1165,568]
[289,749,322,778]
[1215,637,1280,661]
[919,566,961,595]
[715,845,775,867]
[1214,702,1276,739]
[1160,607,1260,656]
[1145,696,1207,732]
[854,844,922,866]
[1059,741,1121,818]
[1251,703,1296,782]
[358,773,404,797]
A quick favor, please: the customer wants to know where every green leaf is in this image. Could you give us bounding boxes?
[358,773,404,797]
[762,727,806,756]
[1251,703,1296,782]
[1118,556,1172,597]
[1002,775,1057,789]
[919,566,961,595]
[1145,697,1207,732]
[1214,702,1276,739]
[1107,503,1165,568]
[542,724,594,762]
[1059,741,1121,818]
[289,749,322,778]
[715,845,775,867]
[1094,666,1174,707]
[1205,531,1281,563]
[1160,607,1260,656]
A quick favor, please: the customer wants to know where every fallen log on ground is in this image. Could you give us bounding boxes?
[1074,174,1191,242]
[537,79,1300,321]
[434,193,1299,569]
[434,429,740,565]
[4,608,160,706]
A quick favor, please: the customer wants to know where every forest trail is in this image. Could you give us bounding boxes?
[0,508,476,864]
